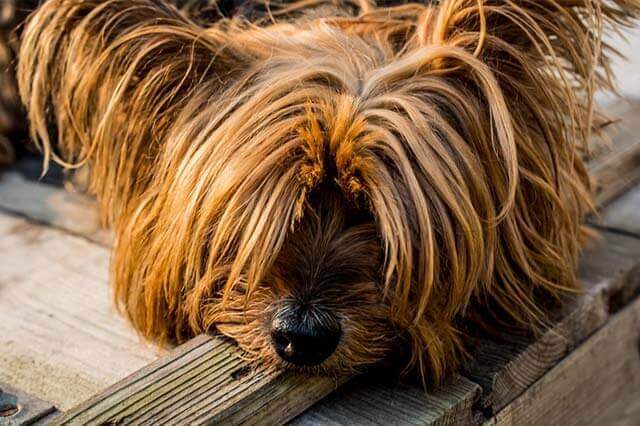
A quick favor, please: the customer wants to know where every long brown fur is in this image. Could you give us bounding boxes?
[18,0,640,382]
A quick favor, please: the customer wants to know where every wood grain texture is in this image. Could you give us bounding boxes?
[0,382,58,425]
[578,231,640,313]
[291,375,481,426]
[589,99,640,207]
[54,335,346,425]
[489,296,640,426]
[0,212,158,411]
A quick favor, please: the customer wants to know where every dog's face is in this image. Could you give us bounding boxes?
[107,23,485,378]
[215,188,394,374]
[20,0,631,382]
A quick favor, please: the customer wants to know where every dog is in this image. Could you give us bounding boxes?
[17,0,640,383]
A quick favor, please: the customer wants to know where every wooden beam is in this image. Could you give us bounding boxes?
[0,160,110,246]
[54,335,347,425]
[589,99,640,207]
[592,183,640,238]
[290,375,481,426]
[488,296,640,426]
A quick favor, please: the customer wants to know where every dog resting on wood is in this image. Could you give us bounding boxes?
[18,0,640,383]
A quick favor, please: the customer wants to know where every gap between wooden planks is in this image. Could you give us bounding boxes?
[0,98,639,424]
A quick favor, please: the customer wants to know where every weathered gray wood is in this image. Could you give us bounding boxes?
[291,375,481,426]
[0,212,157,410]
[593,182,640,237]
[0,382,58,426]
[53,334,347,425]
[588,99,640,207]
[488,296,640,426]
[578,233,640,313]
[0,168,110,246]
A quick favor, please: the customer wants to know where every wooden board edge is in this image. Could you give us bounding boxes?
[487,296,640,426]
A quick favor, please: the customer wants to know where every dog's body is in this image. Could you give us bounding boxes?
[17,0,640,382]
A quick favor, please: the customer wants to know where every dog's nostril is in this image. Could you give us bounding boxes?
[270,312,341,366]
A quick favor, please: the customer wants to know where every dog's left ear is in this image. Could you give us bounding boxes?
[18,0,252,221]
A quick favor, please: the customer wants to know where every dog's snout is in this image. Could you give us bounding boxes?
[270,306,341,366]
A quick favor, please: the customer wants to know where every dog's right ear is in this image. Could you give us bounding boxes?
[18,0,250,221]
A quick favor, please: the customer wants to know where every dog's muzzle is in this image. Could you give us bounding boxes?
[270,303,341,366]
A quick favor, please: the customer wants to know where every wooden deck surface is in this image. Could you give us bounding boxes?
[0,175,158,411]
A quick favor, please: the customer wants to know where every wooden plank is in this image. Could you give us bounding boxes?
[588,98,640,207]
[0,212,157,411]
[578,231,640,313]
[53,335,346,425]
[593,182,640,237]
[290,375,481,426]
[0,165,110,246]
[463,229,640,415]
[0,382,58,425]
[488,296,640,426]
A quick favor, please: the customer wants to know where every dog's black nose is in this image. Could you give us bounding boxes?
[270,307,341,366]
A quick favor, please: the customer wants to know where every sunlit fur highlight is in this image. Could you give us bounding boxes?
[18,0,640,382]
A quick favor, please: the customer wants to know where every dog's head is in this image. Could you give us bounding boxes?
[19,0,638,381]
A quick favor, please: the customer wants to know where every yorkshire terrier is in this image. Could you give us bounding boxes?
[17,0,640,383]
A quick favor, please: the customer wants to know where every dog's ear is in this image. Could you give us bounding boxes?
[18,0,251,222]
[347,0,639,381]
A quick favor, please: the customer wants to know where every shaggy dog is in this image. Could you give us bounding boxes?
[17,0,640,382]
